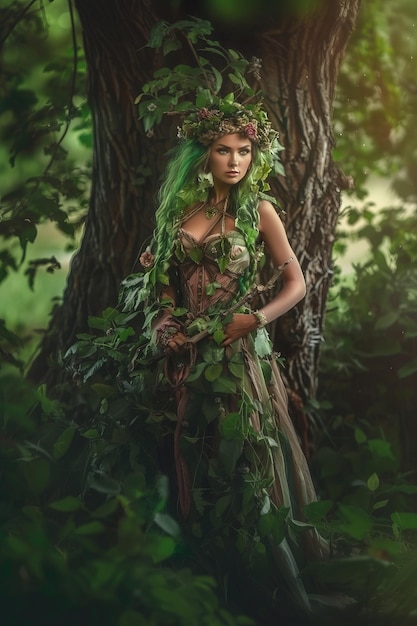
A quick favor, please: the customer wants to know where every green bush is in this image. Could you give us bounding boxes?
[0,366,253,626]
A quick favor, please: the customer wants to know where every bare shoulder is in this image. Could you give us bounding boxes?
[257,199,285,233]
[258,198,277,214]
[256,198,301,274]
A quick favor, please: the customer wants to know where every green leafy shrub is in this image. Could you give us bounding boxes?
[0,364,253,626]
[308,203,417,617]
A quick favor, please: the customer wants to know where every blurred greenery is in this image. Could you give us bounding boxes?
[334,0,417,200]
[0,226,68,330]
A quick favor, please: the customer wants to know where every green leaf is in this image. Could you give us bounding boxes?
[373,499,389,511]
[213,327,225,344]
[82,358,106,382]
[150,536,176,563]
[206,281,221,296]
[374,311,399,330]
[116,327,135,341]
[337,503,373,540]
[354,428,367,444]
[196,88,215,108]
[156,271,170,285]
[205,363,222,381]
[228,49,240,60]
[219,412,243,440]
[254,330,272,357]
[228,74,242,87]
[88,315,110,330]
[391,512,417,530]
[303,500,333,523]
[211,66,223,93]
[367,438,395,461]
[90,383,116,398]
[91,498,119,518]
[367,472,380,492]
[216,255,230,273]
[163,38,182,55]
[201,343,224,364]
[186,362,207,382]
[187,317,208,336]
[49,496,83,512]
[260,359,272,385]
[75,521,105,535]
[53,426,75,460]
[258,508,288,544]
[81,428,100,439]
[172,307,188,316]
[228,361,244,379]
[398,358,417,379]
[35,384,61,417]
[212,376,237,394]
[154,512,180,537]
[189,246,203,264]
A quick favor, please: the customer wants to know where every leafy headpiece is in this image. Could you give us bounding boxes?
[178,96,279,152]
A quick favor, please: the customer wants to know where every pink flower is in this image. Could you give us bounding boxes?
[244,122,258,140]
[198,108,219,120]
[139,248,155,268]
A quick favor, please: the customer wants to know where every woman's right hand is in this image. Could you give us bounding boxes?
[164,331,188,353]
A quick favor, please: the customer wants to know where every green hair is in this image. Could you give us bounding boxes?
[142,136,274,304]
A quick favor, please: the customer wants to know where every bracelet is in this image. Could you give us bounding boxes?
[253,310,268,328]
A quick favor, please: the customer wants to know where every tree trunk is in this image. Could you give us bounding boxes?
[259,0,361,402]
[29,0,167,384]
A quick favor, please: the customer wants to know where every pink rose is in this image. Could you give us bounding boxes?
[244,122,258,141]
[198,108,219,120]
[139,248,155,268]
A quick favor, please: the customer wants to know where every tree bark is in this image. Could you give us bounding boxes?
[259,0,361,401]
[29,0,167,383]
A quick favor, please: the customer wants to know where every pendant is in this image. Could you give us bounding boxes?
[205,205,218,219]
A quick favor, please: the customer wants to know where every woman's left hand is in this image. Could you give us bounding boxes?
[222,313,258,346]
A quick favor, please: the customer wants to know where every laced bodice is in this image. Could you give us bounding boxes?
[177,227,250,316]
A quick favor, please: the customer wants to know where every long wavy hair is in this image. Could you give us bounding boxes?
[143,135,274,303]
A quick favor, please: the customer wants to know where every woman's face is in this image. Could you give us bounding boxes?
[208,133,253,189]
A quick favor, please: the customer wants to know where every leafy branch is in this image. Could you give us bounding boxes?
[136,17,259,135]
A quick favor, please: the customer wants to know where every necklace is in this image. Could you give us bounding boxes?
[205,194,229,219]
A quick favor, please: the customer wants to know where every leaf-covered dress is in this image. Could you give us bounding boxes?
[156,216,327,613]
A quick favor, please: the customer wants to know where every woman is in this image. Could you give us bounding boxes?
[129,99,329,616]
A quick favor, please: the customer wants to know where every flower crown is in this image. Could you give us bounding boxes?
[177,95,279,152]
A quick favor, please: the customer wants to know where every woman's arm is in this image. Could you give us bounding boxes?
[256,199,306,322]
[222,200,305,346]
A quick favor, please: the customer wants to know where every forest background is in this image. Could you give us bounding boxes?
[1,0,417,625]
